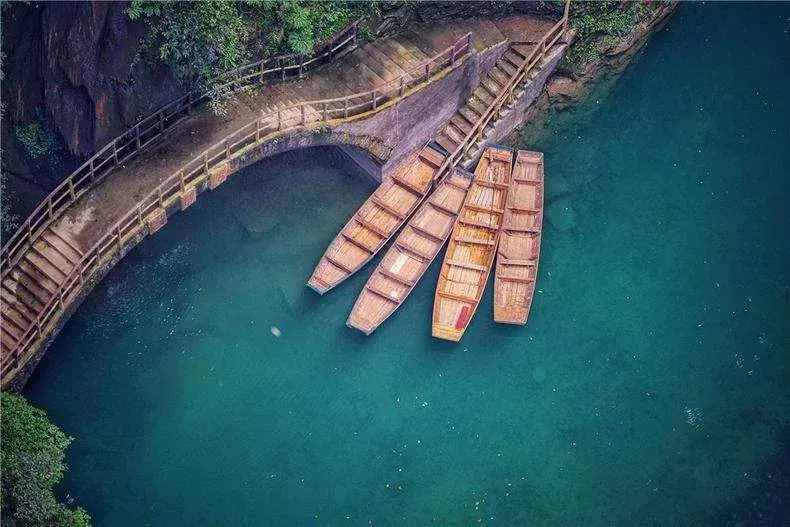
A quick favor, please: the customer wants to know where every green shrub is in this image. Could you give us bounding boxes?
[1,392,92,527]
[563,0,646,72]
[128,0,380,94]
[14,112,56,160]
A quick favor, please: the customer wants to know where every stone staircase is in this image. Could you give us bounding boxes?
[1,228,83,359]
[432,40,547,166]
[245,24,508,119]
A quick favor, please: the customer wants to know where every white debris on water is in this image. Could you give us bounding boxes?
[270,326,282,337]
[684,407,703,429]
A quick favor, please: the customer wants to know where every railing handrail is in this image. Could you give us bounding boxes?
[0,20,361,272]
[0,31,475,383]
[432,5,570,183]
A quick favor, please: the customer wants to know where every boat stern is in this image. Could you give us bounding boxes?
[432,325,463,342]
[346,315,374,336]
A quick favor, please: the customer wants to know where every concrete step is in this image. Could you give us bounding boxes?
[497,58,518,77]
[360,44,407,81]
[1,285,37,321]
[458,105,481,124]
[3,277,46,311]
[10,269,52,305]
[489,66,511,87]
[18,259,59,296]
[42,229,81,262]
[449,114,473,135]
[435,133,459,155]
[32,241,74,276]
[474,86,496,106]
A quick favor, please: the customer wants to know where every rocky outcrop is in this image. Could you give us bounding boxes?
[2,1,181,160]
[546,3,678,111]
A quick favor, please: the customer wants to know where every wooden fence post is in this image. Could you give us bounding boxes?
[399,76,405,97]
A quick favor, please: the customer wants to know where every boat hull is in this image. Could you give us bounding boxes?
[347,167,473,334]
[493,150,544,325]
[307,145,446,294]
[432,146,513,341]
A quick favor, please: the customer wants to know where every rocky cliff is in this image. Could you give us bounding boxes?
[2,1,181,163]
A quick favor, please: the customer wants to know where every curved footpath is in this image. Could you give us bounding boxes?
[0,15,570,389]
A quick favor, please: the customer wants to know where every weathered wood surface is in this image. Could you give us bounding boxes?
[347,167,473,334]
[494,150,544,325]
[307,145,446,294]
[432,147,513,341]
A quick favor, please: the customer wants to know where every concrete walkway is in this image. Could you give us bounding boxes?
[53,16,554,253]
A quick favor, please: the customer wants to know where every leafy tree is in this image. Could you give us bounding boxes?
[128,0,379,92]
[1,392,91,527]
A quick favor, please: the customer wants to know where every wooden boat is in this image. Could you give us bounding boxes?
[493,150,544,324]
[432,146,513,341]
[347,167,474,335]
[307,145,446,294]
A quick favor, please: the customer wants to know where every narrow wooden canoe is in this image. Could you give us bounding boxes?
[432,146,513,341]
[494,150,544,325]
[346,167,474,335]
[307,145,446,294]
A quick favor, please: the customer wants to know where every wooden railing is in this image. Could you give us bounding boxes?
[431,0,570,183]
[0,32,474,383]
[0,21,360,278]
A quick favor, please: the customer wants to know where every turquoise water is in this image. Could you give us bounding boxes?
[24,4,789,525]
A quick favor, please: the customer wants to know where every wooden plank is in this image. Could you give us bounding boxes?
[457,217,498,230]
[427,199,456,216]
[502,224,540,233]
[437,290,477,304]
[325,254,354,274]
[379,268,414,287]
[497,275,534,284]
[389,174,424,197]
[419,145,447,168]
[445,259,488,272]
[499,257,537,267]
[466,203,504,215]
[395,241,430,261]
[341,231,375,254]
[410,223,443,242]
[365,284,400,304]
[370,195,406,220]
[508,204,540,213]
[477,180,509,190]
[453,236,495,247]
[353,215,389,238]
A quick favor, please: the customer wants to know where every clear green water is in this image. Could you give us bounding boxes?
[24,4,790,525]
